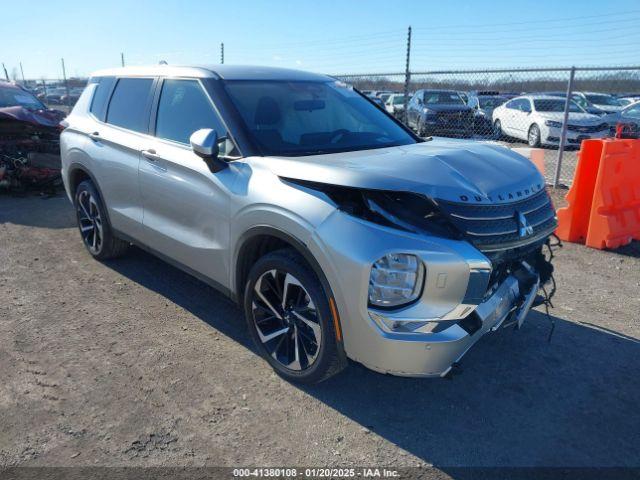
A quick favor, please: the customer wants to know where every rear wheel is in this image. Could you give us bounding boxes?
[243,249,345,384]
[528,124,542,147]
[74,180,129,260]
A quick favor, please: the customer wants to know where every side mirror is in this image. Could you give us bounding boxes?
[190,128,227,173]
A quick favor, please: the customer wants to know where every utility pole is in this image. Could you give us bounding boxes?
[19,62,25,83]
[61,58,71,108]
[121,52,125,67]
[220,42,224,64]
[402,26,412,125]
[1,63,9,81]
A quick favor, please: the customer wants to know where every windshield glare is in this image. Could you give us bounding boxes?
[534,99,582,113]
[424,92,464,105]
[0,87,45,110]
[223,80,416,156]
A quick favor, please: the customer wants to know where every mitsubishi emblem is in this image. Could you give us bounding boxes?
[516,211,534,237]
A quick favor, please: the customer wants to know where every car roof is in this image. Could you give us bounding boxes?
[517,94,567,100]
[90,64,333,82]
[420,89,458,93]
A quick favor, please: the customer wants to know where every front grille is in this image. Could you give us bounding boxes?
[567,123,607,133]
[437,111,472,122]
[436,190,557,252]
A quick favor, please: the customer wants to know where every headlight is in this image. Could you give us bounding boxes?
[368,253,425,308]
[545,120,563,128]
[423,108,436,117]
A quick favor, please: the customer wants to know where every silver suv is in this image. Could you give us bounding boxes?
[61,65,557,383]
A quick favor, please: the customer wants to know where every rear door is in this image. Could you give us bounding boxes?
[510,98,532,138]
[85,76,156,239]
[138,78,238,287]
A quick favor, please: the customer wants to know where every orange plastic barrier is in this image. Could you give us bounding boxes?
[556,138,640,249]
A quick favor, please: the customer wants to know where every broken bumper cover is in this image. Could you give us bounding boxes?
[312,210,544,378]
[364,265,540,377]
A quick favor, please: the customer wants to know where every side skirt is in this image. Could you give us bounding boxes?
[112,228,236,303]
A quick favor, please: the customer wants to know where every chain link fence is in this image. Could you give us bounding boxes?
[336,67,640,186]
[12,66,640,186]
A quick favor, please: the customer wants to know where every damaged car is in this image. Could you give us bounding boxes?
[61,66,558,383]
[0,81,65,191]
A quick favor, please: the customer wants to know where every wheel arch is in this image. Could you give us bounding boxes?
[233,226,334,307]
[67,162,113,225]
[234,225,347,358]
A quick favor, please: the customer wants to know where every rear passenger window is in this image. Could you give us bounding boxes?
[106,78,154,133]
[89,76,116,122]
[155,79,226,144]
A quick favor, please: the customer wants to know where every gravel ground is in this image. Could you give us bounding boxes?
[1,191,639,473]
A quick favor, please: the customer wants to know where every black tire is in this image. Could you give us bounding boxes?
[243,248,346,384]
[494,119,504,140]
[417,116,429,137]
[528,123,542,147]
[74,180,129,260]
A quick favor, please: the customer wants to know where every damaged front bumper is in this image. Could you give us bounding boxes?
[363,262,540,378]
[313,210,549,378]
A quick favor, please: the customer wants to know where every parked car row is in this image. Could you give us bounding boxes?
[359,86,638,147]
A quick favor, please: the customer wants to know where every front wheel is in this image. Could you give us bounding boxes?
[243,249,346,384]
[528,124,542,147]
[417,116,429,137]
[493,119,504,140]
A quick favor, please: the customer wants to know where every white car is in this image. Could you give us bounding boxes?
[492,95,610,147]
[572,91,624,114]
[385,93,406,116]
[618,96,640,107]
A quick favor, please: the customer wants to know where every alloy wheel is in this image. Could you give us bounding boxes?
[76,190,103,254]
[251,269,322,371]
[528,125,540,146]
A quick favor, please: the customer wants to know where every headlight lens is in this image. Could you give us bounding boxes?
[545,120,563,128]
[368,253,425,308]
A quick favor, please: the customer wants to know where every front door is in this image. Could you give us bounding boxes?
[138,78,237,288]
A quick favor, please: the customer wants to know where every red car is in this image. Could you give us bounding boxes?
[0,81,66,190]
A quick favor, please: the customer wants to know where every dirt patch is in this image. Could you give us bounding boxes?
[1,193,638,470]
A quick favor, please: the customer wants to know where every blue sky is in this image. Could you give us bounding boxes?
[3,0,640,79]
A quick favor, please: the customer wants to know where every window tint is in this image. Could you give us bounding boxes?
[624,104,640,118]
[423,92,464,105]
[155,79,226,144]
[223,80,415,157]
[106,78,153,132]
[510,98,531,112]
[89,76,116,121]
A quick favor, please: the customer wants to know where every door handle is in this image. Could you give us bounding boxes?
[88,131,100,141]
[142,149,161,161]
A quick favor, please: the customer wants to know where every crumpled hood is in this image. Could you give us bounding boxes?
[254,138,546,204]
[0,106,65,128]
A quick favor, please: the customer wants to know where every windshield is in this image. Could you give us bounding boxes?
[479,96,506,108]
[392,95,406,105]
[424,91,464,105]
[0,86,46,110]
[223,80,416,156]
[585,94,621,106]
[534,99,583,113]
